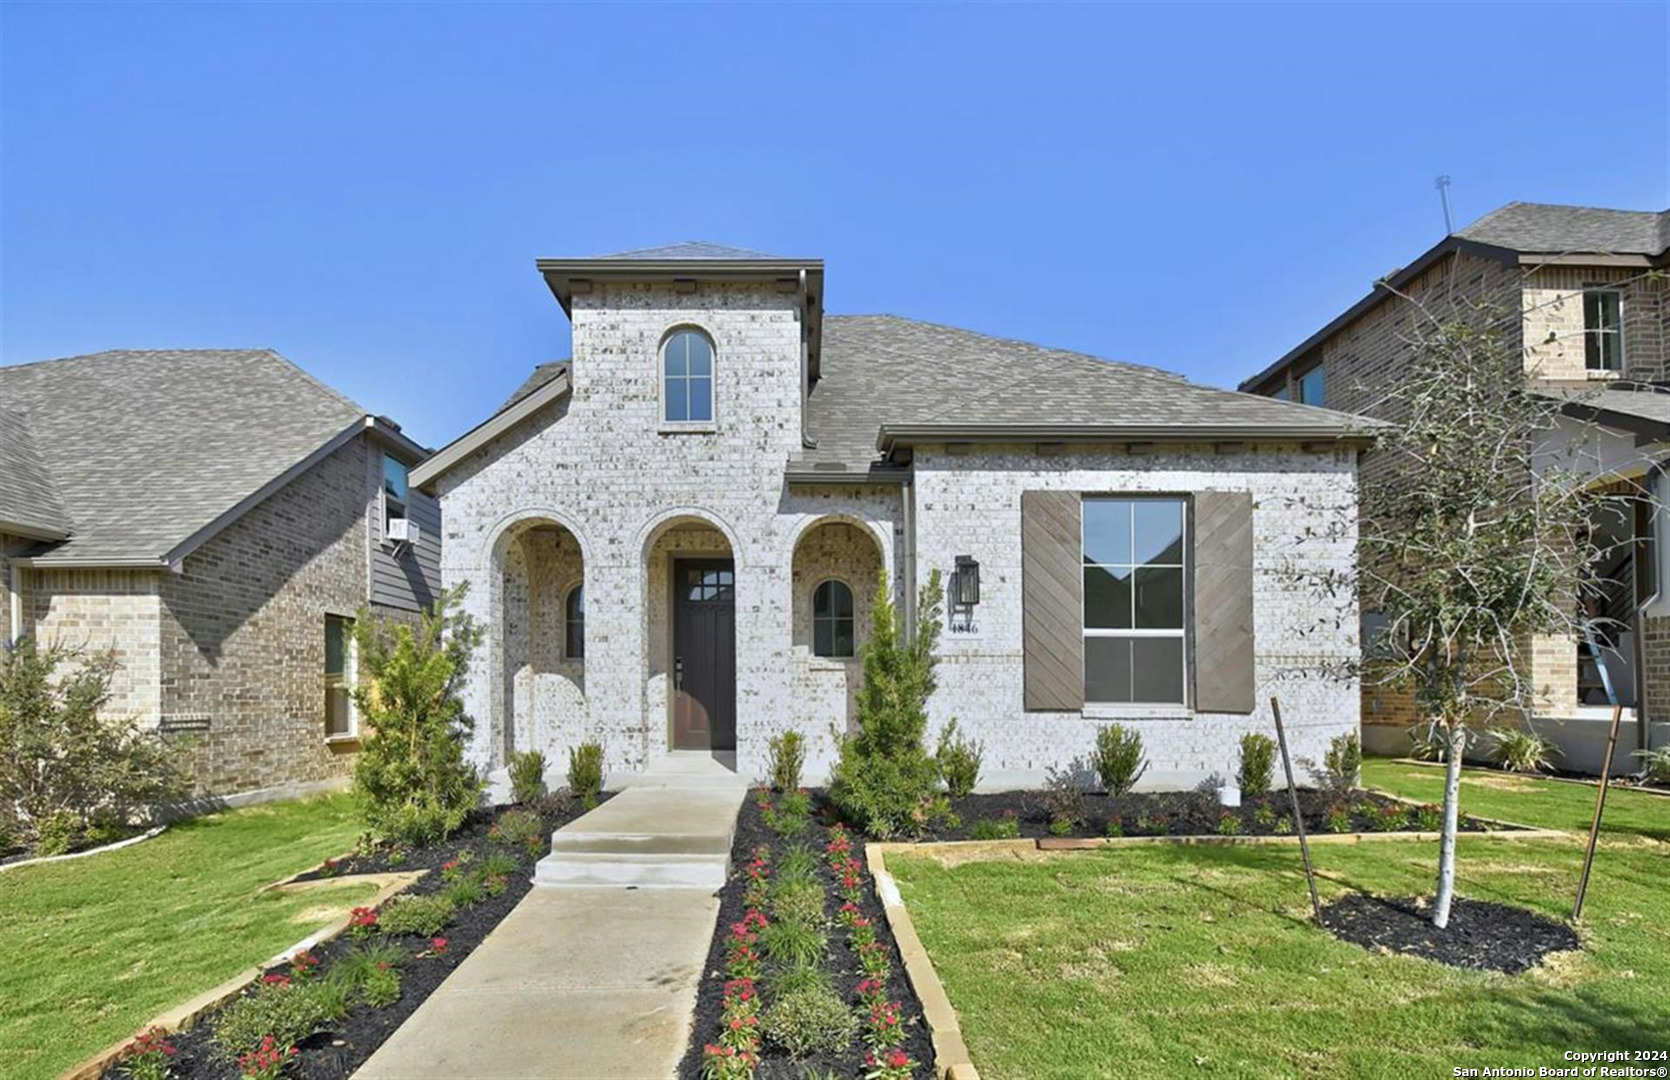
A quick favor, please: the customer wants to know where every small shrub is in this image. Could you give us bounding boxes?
[1309,733,1362,795]
[1324,804,1352,833]
[507,749,547,805]
[481,850,519,879]
[329,941,405,994]
[1237,733,1276,797]
[758,917,826,970]
[306,975,353,1019]
[350,590,485,847]
[439,849,475,882]
[359,963,402,1008]
[777,789,811,818]
[1634,746,1670,786]
[1273,814,1293,835]
[1090,724,1148,796]
[237,1036,296,1080]
[491,808,545,855]
[1251,801,1277,829]
[761,984,856,1058]
[764,804,808,840]
[1415,803,1443,831]
[1043,762,1085,833]
[1217,811,1241,836]
[768,963,830,998]
[1104,815,1124,838]
[1133,812,1166,835]
[771,881,826,927]
[567,741,604,807]
[935,719,983,799]
[767,730,806,792]
[1372,802,1408,832]
[35,811,82,857]
[442,873,485,907]
[1489,727,1562,774]
[969,817,1019,841]
[213,981,331,1059]
[377,893,455,937]
[775,845,819,886]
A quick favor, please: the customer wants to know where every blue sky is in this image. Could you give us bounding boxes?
[3,2,1665,448]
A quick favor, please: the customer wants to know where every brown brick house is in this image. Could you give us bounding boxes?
[1242,202,1670,772]
[0,349,441,799]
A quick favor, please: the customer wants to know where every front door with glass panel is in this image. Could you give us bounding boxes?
[673,559,737,750]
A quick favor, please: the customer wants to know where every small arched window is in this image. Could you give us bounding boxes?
[812,580,855,658]
[565,584,585,660]
[662,329,714,423]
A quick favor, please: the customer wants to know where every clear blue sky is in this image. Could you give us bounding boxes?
[3,2,1665,448]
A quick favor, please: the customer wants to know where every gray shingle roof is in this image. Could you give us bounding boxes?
[1457,202,1669,256]
[0,407,70,539]
[585,241,790,261]
[1536,385,1670,431]
[484,314,1376,475]
[0,349,367,564]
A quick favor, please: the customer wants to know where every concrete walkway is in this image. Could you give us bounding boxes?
[355,754,747,1079]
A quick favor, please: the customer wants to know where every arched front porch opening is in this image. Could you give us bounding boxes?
[494,518,586,769]
[642,514,740,758]
[791,517,885,741]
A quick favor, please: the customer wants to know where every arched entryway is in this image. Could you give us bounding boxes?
[790,517,886,738]
[492,517,586,768]
[640,512,741,755]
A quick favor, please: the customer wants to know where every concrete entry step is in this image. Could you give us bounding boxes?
[533,755,747,890]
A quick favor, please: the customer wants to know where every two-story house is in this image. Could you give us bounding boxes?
[413,242,1378,788]
[1242,202,1670,772]
[0,349,442,801]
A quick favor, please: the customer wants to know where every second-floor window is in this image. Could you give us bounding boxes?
[1584,289,1624,372]
[383,454,409,535]
[662,328,715,424]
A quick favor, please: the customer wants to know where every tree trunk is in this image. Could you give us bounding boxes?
[1431,723,1467,929]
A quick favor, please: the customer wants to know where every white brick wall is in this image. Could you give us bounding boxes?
[437,281,1361,787]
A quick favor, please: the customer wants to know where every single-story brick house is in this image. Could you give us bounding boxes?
[413,243,1380,787]
[0,349,441,800]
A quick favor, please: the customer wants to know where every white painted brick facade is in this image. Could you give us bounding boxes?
[436,282,1361,787]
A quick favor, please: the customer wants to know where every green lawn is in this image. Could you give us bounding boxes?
[0,793,374,1077]
[889,766,1670,1080]
[1363,756,1670,840]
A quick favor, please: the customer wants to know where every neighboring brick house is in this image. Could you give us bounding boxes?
[414,242,1379,789]
[0,350,441,799]
[1241,201,1670,771]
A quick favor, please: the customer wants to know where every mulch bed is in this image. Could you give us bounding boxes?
[1320,893,1581,974]
[104,791,611,1080]
[677,790,934,1080]
[912,788,1503,842]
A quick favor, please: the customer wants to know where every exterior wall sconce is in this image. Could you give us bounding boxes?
[953,555,981,608]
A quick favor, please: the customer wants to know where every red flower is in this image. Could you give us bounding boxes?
[431,937,449,953]
[261,973,291,986]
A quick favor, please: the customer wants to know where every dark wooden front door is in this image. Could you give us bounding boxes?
[673,559,736,751]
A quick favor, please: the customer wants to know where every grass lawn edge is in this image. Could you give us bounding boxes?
[58,869,423,1080]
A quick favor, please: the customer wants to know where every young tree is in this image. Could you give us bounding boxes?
[829,569,946,838]
[1360,304,1636,928]
[351,587,485,846]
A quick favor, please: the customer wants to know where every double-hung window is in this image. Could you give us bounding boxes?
[1082,497,1187,705]
[1584,289,1624,372]
[325,614,356,739]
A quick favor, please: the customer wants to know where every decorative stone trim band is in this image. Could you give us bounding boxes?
[0,825,168,874]
[864,818,1572,1079]
[57,869,424,1080]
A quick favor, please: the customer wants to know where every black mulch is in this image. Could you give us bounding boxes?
[105,791,611,1080]
[1320,893,1581,974]
[914,788,1503,842]
[676,791,934,1080]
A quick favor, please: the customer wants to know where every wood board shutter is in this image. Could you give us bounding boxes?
[1021,490,1084,711]
[1192,491,1256,714]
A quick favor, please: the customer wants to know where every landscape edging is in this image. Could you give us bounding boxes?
[0,825,168,874]
[57,869,424,1080]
